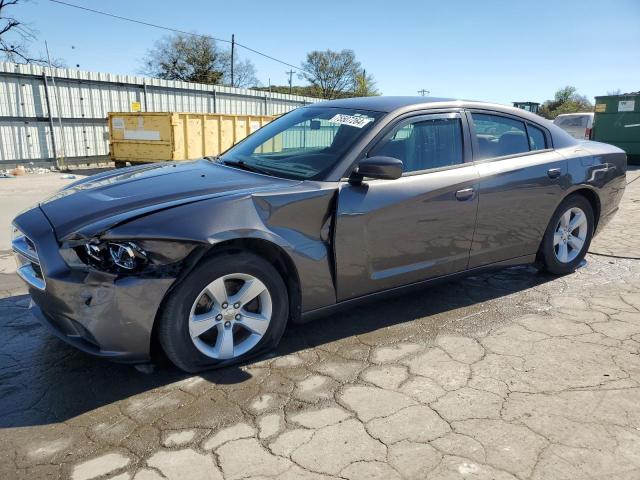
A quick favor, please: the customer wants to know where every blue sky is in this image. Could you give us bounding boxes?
[16,0,640,105]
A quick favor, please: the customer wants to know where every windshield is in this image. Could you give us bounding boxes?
[221,107,383,180]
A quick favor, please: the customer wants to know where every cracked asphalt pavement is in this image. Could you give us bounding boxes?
[1,168,640,480]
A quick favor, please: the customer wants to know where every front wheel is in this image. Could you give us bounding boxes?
[157,252,289,372]
[538,195,594,275]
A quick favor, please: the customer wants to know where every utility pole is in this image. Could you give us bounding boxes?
[230,34,235,87]
[45,41,66,169]
[285,69,295,94]
[418,89,430,97]
[42,72,58,166]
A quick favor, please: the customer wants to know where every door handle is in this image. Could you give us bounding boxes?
[547,168,562,179]
[455,188,475,201]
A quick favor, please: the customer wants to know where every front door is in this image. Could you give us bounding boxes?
[334,112,479,301]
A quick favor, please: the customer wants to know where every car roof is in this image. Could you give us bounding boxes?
[307,96,579,151]
[306,96,549,122]
[309,96,457,112]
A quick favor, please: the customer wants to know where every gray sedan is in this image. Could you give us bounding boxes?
[12,97,627,372]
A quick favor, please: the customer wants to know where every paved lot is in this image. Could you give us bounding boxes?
[1,168,640,480]
[1,169,113,251]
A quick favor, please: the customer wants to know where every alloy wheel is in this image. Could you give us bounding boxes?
[553,206,588,263]
[188,273,272,360]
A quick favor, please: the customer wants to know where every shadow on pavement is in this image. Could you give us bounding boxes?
[63,166,115,177]
[0,265,554,428]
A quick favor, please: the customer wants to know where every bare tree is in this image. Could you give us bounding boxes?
[0,0,56,65]
[299,49,361,99]
[142,33,228,84]
[224,58,258,88]
[142,32,258,87]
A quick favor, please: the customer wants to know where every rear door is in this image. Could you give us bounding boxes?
[468,111,567,268]
[334,112,479,301]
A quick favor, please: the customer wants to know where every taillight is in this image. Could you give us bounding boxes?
[585,127,592,140]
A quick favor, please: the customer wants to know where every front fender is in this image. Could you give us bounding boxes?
[104,186,339,312]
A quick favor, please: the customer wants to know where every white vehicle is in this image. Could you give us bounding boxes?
[553,113,594,140]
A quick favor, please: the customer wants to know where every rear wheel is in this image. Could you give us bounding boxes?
[538,195,594,275]
[158,252,288,372]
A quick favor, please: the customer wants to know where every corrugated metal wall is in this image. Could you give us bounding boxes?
[0,62,319,166]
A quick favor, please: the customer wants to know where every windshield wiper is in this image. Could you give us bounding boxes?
[222,159,272,175]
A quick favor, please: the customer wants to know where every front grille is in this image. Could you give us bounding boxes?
[11,225,46,290]
[31,262,43,278]
[25,236,36,252]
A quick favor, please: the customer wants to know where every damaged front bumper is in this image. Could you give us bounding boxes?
[12,206,177,362]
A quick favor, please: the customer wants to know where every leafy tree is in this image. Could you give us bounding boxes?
[353,69,379,97]
[0,0,63,65]
[142,33,257,87]
[538,86,593,119]
[299,49,378,99]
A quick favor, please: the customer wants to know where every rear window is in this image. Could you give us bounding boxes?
[554,115,589,128]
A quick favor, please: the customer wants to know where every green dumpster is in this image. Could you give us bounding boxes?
[593,93,640,165]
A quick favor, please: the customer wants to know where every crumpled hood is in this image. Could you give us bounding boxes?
[39,160,299,240]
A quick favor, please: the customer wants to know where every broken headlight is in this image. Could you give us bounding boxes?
[77,241,148,273]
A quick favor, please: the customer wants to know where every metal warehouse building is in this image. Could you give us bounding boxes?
[0,62,318,168]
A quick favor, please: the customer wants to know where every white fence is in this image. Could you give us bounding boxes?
[0,62,319,166]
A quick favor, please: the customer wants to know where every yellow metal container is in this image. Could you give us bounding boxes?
[108,112,276,164]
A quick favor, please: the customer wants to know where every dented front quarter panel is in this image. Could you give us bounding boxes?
[105,181,340,312]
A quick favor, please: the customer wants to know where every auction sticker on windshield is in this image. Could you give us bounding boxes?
[329,114,374,128]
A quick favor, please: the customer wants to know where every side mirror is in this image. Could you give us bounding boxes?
[350,156,404,184]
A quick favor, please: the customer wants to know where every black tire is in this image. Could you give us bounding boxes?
[538,194,594,275]
[114,160,127,169]
[157,252,289,372]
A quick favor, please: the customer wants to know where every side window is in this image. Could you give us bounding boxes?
[372,117,463,173]
[527,124,547,151]
[471,113,529,159]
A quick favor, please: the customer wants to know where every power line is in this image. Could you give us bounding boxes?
[48,0,229,43]
[48,0,307,74]
[234,41,305,74]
